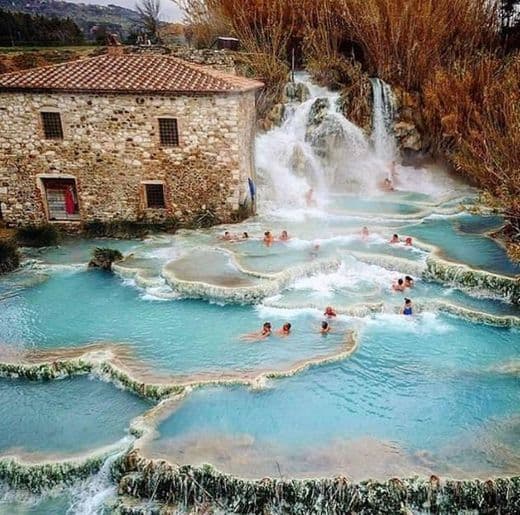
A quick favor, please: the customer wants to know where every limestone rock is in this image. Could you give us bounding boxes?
[307,98,330,128]
[266,103,285,128]
[306,114,345,158]
[284,82,310,103]
[88,247,123,271]
[394,121,422,152]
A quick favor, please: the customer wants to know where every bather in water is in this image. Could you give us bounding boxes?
[320,321,331,334]
[279,230,290,242]
[241,322,272,342]
[276,323,292,337]
[393,278,406,292]
[401,298,413,316]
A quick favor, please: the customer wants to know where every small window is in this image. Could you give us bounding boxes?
[145,183,166,209]
[158,118,179,147]
[41,112,64,140]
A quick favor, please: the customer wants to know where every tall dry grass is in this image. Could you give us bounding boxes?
[301,0,499,91]
[176,0,296,118]
[175,0,230,47]
[423,53,520,235]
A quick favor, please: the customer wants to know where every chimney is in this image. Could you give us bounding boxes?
[106,33,125,56]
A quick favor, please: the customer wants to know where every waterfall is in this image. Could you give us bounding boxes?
[370,78,396,162]
[255,73,376,210]
[66,449,127,514]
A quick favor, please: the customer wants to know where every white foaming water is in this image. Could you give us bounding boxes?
[256,74,381,210]
[255,74,465,213]
[67,448,128,515]
[290,259,400,295]
[366,311,453,335]
[370,78,396,162]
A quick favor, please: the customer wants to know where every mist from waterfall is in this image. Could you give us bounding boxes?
[254,74,396,212]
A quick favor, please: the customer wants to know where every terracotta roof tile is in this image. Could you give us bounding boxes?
[0,54,263,95]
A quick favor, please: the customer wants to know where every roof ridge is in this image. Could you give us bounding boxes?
[0,52,263,95]
[0,53,108,80]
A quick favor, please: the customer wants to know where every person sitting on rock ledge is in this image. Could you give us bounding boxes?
[381,177,395,192]
[220,231,233,241]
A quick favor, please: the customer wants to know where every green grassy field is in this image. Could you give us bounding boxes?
[0,45,98,54]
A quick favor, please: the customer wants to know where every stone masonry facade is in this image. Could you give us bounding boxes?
[0,89,257,227]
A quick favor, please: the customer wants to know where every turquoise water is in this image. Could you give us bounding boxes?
[404,216,520,276]
[0,270,347,376]
[148,315,519,479]
[0,164,519,490]
[0,376,150,457]
[326,195,427,216]
[0,496,73,514]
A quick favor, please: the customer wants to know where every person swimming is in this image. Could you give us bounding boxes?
[263,231,274,246]
[361,226,369,241]
[309,243,320,259]
[324,306,337,318]
[261,322,272,336]
[392,278,405,292]
[404,275,414,288]
[220,231,233,241]
[277,322,292,336]
[401,298,413,316]
[405,236,413,246]
[389,234,400,244]
[241,322,272,341]
[242,232,249,239]
[320,320,331,334]
[279,230,289,241]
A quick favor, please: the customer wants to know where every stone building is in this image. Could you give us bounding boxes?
[0,49,262,227]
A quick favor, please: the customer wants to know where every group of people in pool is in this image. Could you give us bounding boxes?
[241,306,338,342]
[219,230,290,246]
[362,226,415,315]
[263,230,290,246]
[228,223,415,331]
[388,231,414,314]
[393,276,414,316]
[361,227,413,247]
[392,275,414,292]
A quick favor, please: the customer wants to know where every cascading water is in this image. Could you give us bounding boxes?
[255,74,374,209]
[255,74,403,210]
[370,77,397,162]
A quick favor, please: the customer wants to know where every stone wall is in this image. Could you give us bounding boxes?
[0,89,257,227]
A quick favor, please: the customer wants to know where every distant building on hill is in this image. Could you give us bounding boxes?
[0,48,262,227]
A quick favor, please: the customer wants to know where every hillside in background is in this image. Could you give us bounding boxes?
[0,0,140,39]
